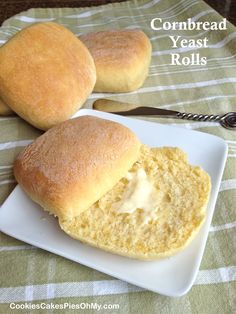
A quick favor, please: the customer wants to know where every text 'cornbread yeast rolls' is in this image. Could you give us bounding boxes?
[14,115,211,260]
[14,116,141,220]
[80,30,152,92]
[0,22,96,130]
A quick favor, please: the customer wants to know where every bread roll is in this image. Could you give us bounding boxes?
[14,115,211,260]
[0,22,96,130]
[14,116,141,220]
[0,98,13,115]
[60,146,211,260]
[80,30,152,92]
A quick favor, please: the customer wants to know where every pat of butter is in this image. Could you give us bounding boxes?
[113,168,161,222]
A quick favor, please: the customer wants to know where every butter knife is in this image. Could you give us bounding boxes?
[93,99,236,130]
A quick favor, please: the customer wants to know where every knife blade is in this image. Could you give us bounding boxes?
[92,99,179,117]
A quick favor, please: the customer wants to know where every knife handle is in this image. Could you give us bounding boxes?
[176,112,221,121]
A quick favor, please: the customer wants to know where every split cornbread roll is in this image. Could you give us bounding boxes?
[80,30,152,92]
[14,116,141,220]
[60,146,211,260]
[0,22,96,130]
[14,115,211,260]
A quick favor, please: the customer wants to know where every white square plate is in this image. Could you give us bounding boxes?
[0,109,228,297]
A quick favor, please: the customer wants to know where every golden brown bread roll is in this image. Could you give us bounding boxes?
[0,22,96,130]
[14,116,141,220]
[80,30,152,92]
[14,115,211,260]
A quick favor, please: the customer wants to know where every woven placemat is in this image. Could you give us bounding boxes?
[0,0,235,312]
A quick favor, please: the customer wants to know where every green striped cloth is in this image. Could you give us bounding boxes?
[0,0,236,312]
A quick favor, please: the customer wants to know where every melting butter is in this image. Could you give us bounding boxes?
[113,168,162,223]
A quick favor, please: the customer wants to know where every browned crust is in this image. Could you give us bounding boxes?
[0,98,14,115]
[14,115,141,219]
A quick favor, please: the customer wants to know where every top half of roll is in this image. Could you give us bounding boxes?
[14,115,141,220]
